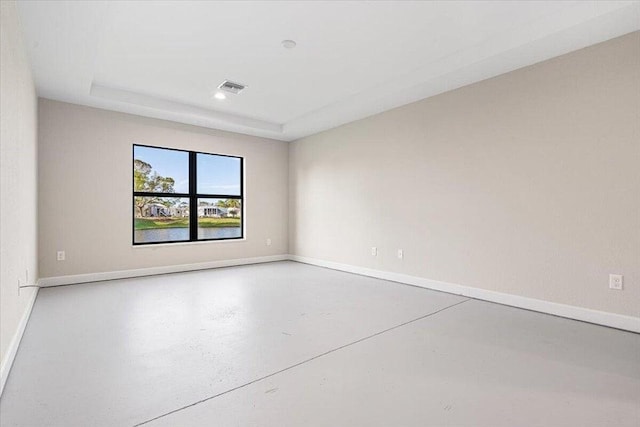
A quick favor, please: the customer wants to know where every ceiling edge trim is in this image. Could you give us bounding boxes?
[89,83,284,134]
[283,2,640,141]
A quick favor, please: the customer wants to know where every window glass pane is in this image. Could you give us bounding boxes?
[134,146,189,194]
[197,198,242,239]
[134,197,190,243]
[197,153,241,196]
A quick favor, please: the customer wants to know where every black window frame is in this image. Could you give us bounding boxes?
[132,143,244,245]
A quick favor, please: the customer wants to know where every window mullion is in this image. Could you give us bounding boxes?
[189,151,198,241]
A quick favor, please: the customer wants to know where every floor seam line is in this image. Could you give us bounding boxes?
[132,298,470,426]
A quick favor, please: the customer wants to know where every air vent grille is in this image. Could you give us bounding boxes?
[218,80,246,94]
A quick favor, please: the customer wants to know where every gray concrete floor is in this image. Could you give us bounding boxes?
[0,261,638,426]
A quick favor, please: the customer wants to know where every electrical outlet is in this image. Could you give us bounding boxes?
[57,250,65,261]
[266,238,272,246]
[609,274,623,290]
[371,247,377,256]
[397,249,403,259]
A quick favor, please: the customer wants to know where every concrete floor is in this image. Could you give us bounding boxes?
[0,261,638,426]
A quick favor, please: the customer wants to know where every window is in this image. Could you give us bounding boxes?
[133,144,243,245]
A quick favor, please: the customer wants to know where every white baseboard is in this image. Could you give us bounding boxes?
[289,255,640,333]
[1,286,38,397]
[34,253,640,332]
[37,254,289,287]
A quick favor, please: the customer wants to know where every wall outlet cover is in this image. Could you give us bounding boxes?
[609,274,623,290]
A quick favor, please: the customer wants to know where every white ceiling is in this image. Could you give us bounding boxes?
[17,1,640,141]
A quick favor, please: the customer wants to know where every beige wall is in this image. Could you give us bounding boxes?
[0,1,39,365]
[289,32,640,317]
[38,100,288,278]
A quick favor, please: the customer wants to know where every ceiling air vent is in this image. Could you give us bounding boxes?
[218,80,246,94]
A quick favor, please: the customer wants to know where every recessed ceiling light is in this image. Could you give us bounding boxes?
[214,92,226,100]
[281,39,296,49]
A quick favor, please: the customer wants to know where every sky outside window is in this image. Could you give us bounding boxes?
[197,153,241,196]
[134,145,189,193]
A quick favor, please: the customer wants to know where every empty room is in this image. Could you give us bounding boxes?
[1,1,639,426]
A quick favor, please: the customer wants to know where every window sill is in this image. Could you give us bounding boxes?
[132,238,246,248]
